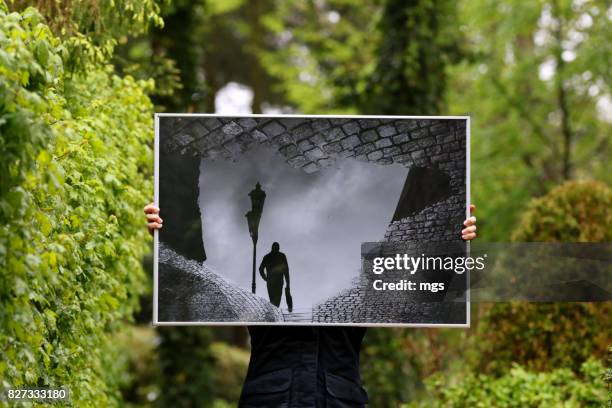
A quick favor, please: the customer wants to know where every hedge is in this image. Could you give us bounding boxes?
[476,180,612,374]
[512,180,611,243]
[406,359,607,408]
[0,3,157,405]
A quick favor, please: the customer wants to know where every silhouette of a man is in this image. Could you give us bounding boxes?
[259,242,290,307]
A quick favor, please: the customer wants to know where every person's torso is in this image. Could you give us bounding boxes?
[264,252,288,277]
[239,326,368,408]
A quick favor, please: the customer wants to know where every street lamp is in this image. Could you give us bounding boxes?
[246,182,266,294]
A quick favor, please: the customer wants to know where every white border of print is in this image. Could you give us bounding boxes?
[153,114,470,328]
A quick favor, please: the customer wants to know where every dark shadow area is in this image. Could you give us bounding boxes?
[159,151,206,262]
[393,166,451,221]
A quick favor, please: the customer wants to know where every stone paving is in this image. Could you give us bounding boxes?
[282,308,313,323]
[159,116,467,324]
[158,242,283,323]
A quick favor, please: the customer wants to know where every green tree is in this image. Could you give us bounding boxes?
[260,0,461,115]
[0,2,158,405]
[259,0,379,113]
[362,0,462,114]
[115,0,285,113]
[512,180,611,242]
[448,0,611,240]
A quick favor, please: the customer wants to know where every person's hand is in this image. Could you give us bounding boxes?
[462,204,477,241]
[144,202,163,235]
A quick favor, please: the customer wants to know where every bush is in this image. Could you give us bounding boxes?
[114,326,162,406]
[477,180,611,374]
[477,302,609,374]
[0,3,157,405]
[604,347,612,407]
[209,342,250,404]
[406,359,607,408]
[512,180,611,242]
[156,327,217,408]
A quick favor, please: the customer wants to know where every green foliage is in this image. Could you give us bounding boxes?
[361,327,471,406]
[7,0,162,45]
[144,0,210,111]
[605,347,612,407]
[209,342,249,404]
[512,180,611,242]
[476,180,611,374]
[406,359,607,408]
[260,0,380,113]
[114,0,287,113]
[477,302,610,375]
[113,36,184,108]
[7,1,163,74]
[361,329,416,405]
[114,326,163,406]
[117,326,249,407]
[363,0,462,115]
[0,3,154,406]
[259,0,461,115]
[449,0,611,240]
[155,327,217,408]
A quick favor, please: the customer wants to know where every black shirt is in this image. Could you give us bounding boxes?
[239,326,369,407]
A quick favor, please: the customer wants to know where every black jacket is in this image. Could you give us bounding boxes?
[239,327,368,408]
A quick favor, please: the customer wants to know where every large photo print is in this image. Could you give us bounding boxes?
[154,115,469,326]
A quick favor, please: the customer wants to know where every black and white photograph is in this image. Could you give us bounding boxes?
[154,115,469,326]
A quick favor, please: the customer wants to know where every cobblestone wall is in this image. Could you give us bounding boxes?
[312,241,467,324]
[158,243,283,322]
[159,116,467,324]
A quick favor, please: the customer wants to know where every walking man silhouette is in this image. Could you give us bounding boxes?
[259,242,290,307]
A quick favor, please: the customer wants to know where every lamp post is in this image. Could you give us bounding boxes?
[246,182,266,294]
